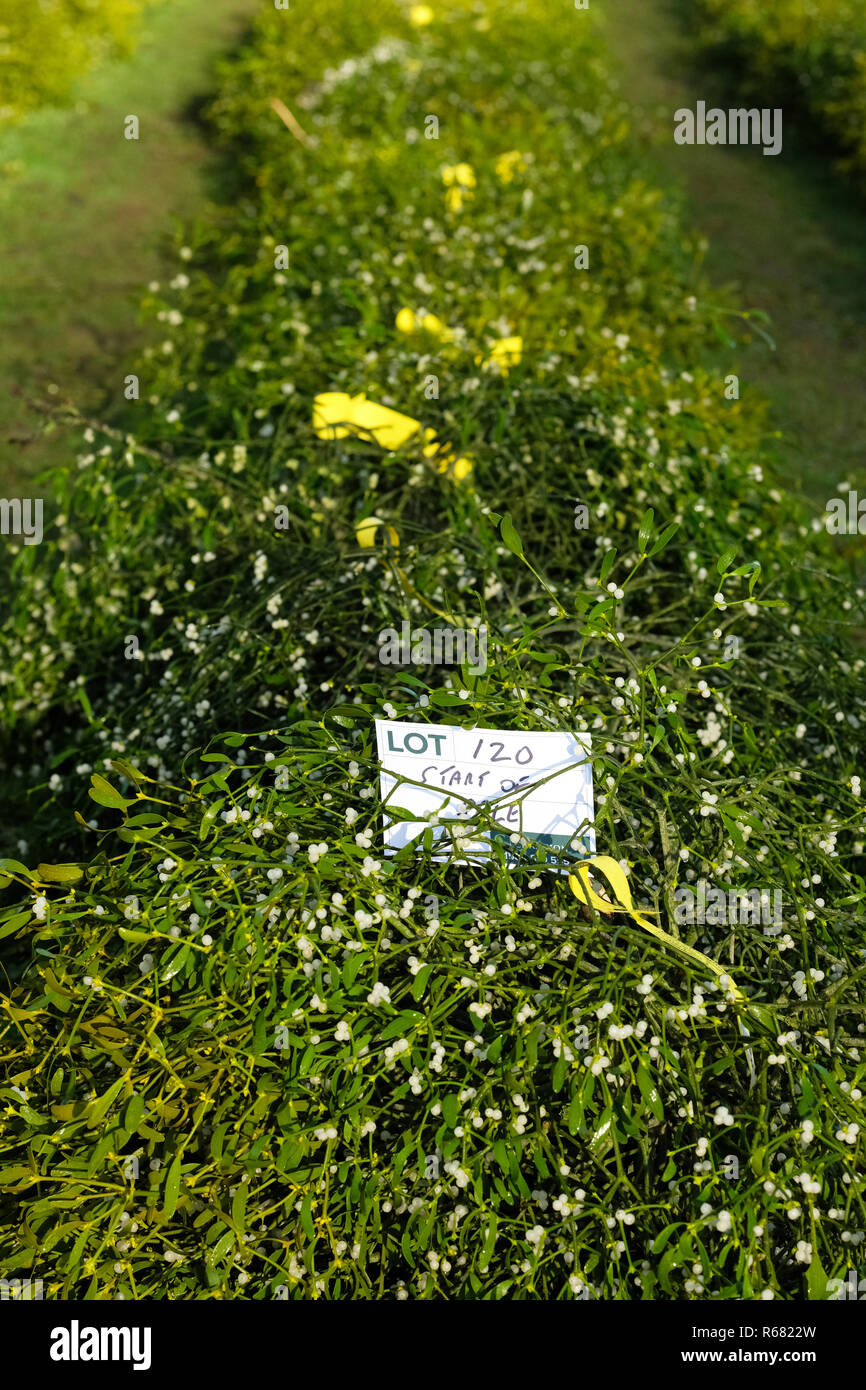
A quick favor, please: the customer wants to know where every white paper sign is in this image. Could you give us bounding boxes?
[374,719,595,868]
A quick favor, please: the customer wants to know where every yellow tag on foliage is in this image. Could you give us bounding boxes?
[422,438,474,481]
[313,391,472,480]
[569,854,745,1004]
[485,335,523,373]
[395,308,454,342]
[495,150,528,183]
[356,516,400,549]
[441,163,476,189]
[313,392,423,451]
[441,163,476,212]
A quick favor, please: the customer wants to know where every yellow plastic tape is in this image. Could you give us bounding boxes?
[395,308,454,342]
[486,335,523,372]
[313,392,423,451]
[422,437,473,482]
[313,392,472,479]
[569,855,745,1005]
[396,308,520,378]
[352,517,458,624]
[570,856,756,1084]
[355,516,400,550]
[495,150,528,183]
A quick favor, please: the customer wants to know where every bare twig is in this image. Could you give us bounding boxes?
[269,97,313,147]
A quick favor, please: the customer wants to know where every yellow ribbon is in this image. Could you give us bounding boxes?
[396,309,522,378]
[441,163,476,212]
[396,308,454,342]
[495,150,528,183]
[313,391,473,480]
[313,392,422,451]
[352,517,458,625]
[475,335,523,375]
[356,516,400,549]
[568,855,746,1005]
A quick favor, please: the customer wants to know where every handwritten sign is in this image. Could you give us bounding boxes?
[374,719,595,868]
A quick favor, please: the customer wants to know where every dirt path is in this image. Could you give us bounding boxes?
[599,0,866,506]
[0,0,261,490]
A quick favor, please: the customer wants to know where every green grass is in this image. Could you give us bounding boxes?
[600,0,866,508]
[0,0,261,492]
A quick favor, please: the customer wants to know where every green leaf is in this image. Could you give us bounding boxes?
[162,1154,182,1219]
[567,1086,584,1136]
[479,1214,498,1272]
[18,1103,48,1127]
[658,1244,682,1294]
[589,1107,614,1156]
[638,507,654,552]
[88,774,134,811]
[210,1229,235,1264]
[110,759,148,788]
[231,1182,248,1235]
[441,1093,460,1129]
[392,1140,414,1181]
[651,1222,680,1255]
[411,964,432,1000]
[0,859,34,881]
[87,1078,125,1128]
[299,1194,315,1241]
[806,1249,829,1301]
[37,862,83,883]
[636,1062,664,1122]
[0,911,31,939]
[199,800,224,841]
[648,522,679,557]
[380,1010,423,1040]
[276,1138,304,1173]
[0,1165,34,1185]
[499,513,524,557]
[343,952,364,988]
[717,546,737,575]
[430,689,470,706]
[599,547,618,585]
[124,1095,145,1133]
[400,1226,416,1267]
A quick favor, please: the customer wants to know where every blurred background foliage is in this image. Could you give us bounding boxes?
[0,0,161,122]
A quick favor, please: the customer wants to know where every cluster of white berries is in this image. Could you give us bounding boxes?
[792,967,824,998]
